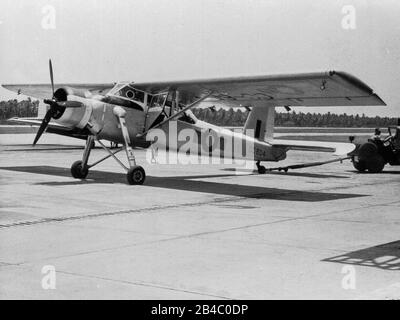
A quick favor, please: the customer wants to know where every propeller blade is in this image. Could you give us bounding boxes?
[58,101,83,108]
[49,59,55,98]
[33,109,53,146]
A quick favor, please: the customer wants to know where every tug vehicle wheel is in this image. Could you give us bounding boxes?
[357,142,385,173]
[366,155,385,173]
[352,157,367,172]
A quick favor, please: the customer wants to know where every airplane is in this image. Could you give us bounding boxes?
[2,60,386,185]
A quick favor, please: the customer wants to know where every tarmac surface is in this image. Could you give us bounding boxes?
[0,133,400,299]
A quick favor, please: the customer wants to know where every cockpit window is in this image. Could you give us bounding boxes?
[118,86,145,103]
[108,84,145,103]
[149,92,168,109]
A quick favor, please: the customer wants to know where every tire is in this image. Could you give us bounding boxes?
[127,166,146,185]
[71,160,89,179]
[257,165,266,174]
[357,142,385,173]
[366,155,385,173]
[358,142,378,159]
[352,157,366,172]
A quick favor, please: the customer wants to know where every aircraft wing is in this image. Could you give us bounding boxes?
[2,84,114,100]
[8,117,69,128]
[133,71,385,107]
[2,71,385,107]
[270,139,355,156]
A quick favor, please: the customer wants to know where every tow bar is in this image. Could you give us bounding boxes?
[264,156,351,173]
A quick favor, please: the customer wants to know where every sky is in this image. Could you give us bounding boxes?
[0,0,399,117]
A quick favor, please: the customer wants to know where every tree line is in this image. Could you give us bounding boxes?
[192,107,398,127]
[0,99,39,124]
[0,99,398,127]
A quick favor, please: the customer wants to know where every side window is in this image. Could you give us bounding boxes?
[118,87,145,103]
[165,91,174,107]
[134,90,145,103]
[150,93,167,109]
[147,94,153,107]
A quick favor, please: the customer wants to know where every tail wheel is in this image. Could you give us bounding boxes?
[256,161,266,174]
[127,166,146,185]
[257,165,266,174]
[71,160,89,179]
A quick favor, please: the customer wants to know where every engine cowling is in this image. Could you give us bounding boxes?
[53,87,95,129]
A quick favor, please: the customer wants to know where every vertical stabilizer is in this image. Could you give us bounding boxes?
[243,106,275,141]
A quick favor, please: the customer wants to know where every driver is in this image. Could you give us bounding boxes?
[371,128,382,141]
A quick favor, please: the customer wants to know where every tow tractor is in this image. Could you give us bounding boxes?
[350,122,400,173]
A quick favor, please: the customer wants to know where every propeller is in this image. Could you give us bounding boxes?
[33,59,82,146]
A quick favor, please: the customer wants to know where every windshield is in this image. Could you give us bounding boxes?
[149,93,168,109]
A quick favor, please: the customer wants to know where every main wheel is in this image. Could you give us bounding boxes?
[71,160,89,179]
[127,166,146,185]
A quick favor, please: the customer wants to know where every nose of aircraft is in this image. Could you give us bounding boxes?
[33,60,83,145]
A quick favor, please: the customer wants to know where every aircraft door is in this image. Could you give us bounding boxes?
[144,90,176,131]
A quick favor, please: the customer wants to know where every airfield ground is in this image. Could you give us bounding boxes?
[0,130,399,299]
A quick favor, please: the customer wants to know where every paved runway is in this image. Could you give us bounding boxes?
[0,135,399,299]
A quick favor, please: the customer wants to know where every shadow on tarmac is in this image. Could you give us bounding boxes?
[0,165,367,202]
[222,168,350,179]
[323,240,400,270]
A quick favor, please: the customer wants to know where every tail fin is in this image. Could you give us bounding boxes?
[243,106,275,141]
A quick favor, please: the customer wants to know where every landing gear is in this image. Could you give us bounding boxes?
[71,135,93,179]
[71,160,89,179]
[256,161,266,174]
[69,107,146,185]
[127,166,146,185]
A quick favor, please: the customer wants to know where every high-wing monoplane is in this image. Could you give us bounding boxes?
[3,60,385,184]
